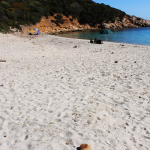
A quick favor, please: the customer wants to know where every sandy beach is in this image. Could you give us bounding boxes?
[0,33,150,150]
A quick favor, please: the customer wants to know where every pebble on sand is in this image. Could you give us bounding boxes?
[0,59,6,62]
[80,144,91,150]
[66,142,70,145]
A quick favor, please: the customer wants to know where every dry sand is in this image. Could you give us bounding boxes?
[0,33,150,150]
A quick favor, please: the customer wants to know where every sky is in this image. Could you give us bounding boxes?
[93,0,150,20]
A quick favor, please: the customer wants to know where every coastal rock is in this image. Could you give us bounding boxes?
[21,14,150,34]
[102,15,150,30]
[21,14,97,34]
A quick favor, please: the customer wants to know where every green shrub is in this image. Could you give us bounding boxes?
[1,1,10,8]
[0,23,10,32]
[70,2,81,18]
[0,0,127,32]
[33,1,42,6]
[137,17,141,20]
[54,14,64,24]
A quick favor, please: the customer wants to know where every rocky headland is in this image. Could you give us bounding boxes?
[21,14,150,34]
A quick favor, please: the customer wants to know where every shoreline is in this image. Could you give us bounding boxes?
[14,32,150,47]
[56,27,150,46]
[10,26,150,46]
[0,33,150,150]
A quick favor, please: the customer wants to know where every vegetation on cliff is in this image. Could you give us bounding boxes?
[0,0,126,32]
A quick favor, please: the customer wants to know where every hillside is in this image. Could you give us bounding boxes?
[0,0,126,32]
[0,0,150,33]
[21,14,150,34]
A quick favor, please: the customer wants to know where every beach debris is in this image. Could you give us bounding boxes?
[114,61,118,63]
[127,86,132,89]
[0,59,6,62]
[0,84,3,87]
[25,135,28,140]
[4,135,7,138]
[74,119,77,122]
[134,61,136,63]
[73,45,77,48]
[111,52,114,54]
[80,144,91,150]
[72,113,76,115]
[66,142,70,145]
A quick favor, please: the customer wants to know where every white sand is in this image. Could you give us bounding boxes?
[0,33,150,150]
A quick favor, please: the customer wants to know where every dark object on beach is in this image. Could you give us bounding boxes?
[29,33,32,35]
[94,38,97,43]
[97,40,103,44]
[99,29,112,34]
[90,39,93,43]
[73,45,77,48]
[114,61,118,63]
[0,60,6,62]
[25,135,28,140]
[94,38,103,44]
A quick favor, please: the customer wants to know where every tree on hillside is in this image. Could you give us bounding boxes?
[0,0,126,32]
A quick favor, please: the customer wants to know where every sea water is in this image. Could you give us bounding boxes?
[58,27,150,45]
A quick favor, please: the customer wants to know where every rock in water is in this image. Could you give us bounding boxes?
[80,144,91,150]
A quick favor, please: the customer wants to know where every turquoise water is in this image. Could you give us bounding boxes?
[59,27,150,45]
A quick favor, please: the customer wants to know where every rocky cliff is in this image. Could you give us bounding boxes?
[21,14,150,34]
[21,14,97,34]
[102,15,150,29]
